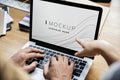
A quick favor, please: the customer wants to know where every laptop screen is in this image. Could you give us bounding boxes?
[31,0,102,51]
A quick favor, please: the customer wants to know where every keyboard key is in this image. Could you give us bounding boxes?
[78,60,82,62]
[75,69,82,74]
[48,50,52,53]
[66,55,69,58]
[80,66,85,70]
[79,62,86,66]
[74,58,77,60]
[37,64,43,69]
[45,52,50,55]
[50,53,54,56]
[37,60,43,69]
[75,61,79,64]
[73,78,78,80]
[83,61,87,63]
[61,54,64,56]
[73,72,81,77]
[75,64,79,68]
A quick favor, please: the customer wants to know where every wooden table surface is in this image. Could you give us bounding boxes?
[0,0,120,80]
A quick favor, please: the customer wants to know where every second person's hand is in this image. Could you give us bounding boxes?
[74,38,102,57]
[74,38,120,65]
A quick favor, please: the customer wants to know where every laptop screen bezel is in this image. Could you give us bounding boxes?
[29,0,102,59]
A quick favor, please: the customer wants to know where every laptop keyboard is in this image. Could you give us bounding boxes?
[26,45,87,80]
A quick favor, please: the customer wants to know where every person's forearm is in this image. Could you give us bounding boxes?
[96,41,120,65]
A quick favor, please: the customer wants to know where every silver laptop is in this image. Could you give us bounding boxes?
[23,0,102,80]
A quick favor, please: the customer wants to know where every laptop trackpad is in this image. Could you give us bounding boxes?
[30,68,45,80]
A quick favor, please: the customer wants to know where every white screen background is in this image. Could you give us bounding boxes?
[32,0,99,51]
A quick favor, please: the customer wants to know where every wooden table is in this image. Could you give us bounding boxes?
[0,0,120,80]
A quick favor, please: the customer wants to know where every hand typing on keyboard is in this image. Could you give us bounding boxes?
[43,55,75,80]
[28,45,87,80]
[10,48,44,73]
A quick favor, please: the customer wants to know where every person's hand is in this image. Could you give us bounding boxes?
[75,38,108,57]
[10,48,44,73]
[43,55,74,80]
[74,38,120,65]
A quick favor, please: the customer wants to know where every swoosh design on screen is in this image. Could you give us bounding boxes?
[39,15,97,44]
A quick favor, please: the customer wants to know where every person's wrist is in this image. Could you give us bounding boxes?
[95,40,110,56]
[91,40,106,55]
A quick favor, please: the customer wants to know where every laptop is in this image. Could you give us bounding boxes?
[23,0,102,80]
